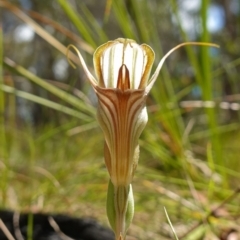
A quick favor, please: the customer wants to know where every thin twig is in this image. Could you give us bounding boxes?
[0,218,15,240]
[48,216,75,240]
[26,9,94,54]
[13,212,24,240]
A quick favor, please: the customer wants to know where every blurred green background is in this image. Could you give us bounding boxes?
[1,0,240,239]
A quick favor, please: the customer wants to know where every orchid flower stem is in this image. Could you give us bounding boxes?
[107,180,134,240]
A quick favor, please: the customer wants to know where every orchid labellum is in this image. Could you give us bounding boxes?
[67,38,218,240]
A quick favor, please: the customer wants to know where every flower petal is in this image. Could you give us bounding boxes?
[96,87,148,186]
[93,38,155,90]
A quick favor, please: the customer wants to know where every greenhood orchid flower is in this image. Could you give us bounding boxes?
[67,38,218,240]
[94,39,155,187]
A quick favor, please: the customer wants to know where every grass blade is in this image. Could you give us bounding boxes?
[164,207,179,240]
[57,0,97,47]
[1,85,93,120]
[3,58,95,118]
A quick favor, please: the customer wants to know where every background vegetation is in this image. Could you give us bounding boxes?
[1,0,240,239]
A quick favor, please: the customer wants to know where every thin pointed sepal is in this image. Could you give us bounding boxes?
[66,44,98,86]
[146,42,220,94]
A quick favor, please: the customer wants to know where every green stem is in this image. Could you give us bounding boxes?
[106,180,134,240]
[27,212,33,240]
[0,21,8,207]
[200,0,225,184]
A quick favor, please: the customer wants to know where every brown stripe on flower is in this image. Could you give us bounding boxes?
[96,87,147,186]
